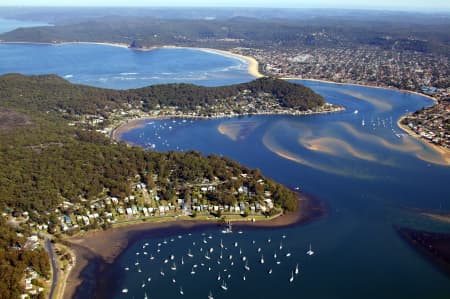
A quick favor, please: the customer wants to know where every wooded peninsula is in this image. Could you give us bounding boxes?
[0,74,331,296]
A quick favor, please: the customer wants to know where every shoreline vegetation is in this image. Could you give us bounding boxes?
[62,193,325,299]
[4,40,435,155]
[1,41,445,298]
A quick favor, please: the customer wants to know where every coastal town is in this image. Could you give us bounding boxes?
[7,170,288,298]
[231,46,449,97]
[401,99,450,149]
[230,46,450,152]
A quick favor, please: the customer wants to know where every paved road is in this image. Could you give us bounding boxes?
[44,237,58,299]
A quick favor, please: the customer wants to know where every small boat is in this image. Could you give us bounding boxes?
[221,221,233,234]
[289,271,294,282]
[172,278,176,284]
[144,292,148,299]
[234,242,238,247]
[244,261,250,271]
[276,261,281,265]
[205,253,211,260]
[124,267,129,271]
[208,291,214,299]
[257,247,261,253]
[260,254,264,264]
[220,280,228,291]
[170,254,175,260]
[286,252,291,257]
[295,264,299,275]
[279,241,283,250]
[160,269,165,276]
[220,239,224,248]
[191,267,196,275]
[217,273,221,281]
[179,286,184,295]
[209,247,214,253]
[238,230,243,234]
[187,249,194,258]
[164,259,168,264]
[268,268,272,274]
[354,109,359,114]
[306,244,314,256]
[150,254,154,260]
[122,288,128,293]
[141,282,146,288]
[243,275,246,280]
[171,263,177,271]
[147,277,152,282]
[228,254,233,260]
[274,252,277,259]
[242,256,246,262]
[181,257,184,265]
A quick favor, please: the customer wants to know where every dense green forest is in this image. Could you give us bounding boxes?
[0,16,449,54]
[0,74,305,296]
[0,218,50,299]
[0,74,325,117]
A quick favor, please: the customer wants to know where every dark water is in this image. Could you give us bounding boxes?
[0,43,254,88]
[118,81,450,299]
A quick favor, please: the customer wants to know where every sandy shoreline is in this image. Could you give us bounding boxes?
[397,116,450,165]
[0,41,263,78]
[62,193,324,298]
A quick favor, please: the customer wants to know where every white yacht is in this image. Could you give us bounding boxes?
[306,244,314,256]
[220,280,228,291]
[295,264,299,275]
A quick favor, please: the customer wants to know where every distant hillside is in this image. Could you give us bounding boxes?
[0,74,325,116]
[0,16,448,54]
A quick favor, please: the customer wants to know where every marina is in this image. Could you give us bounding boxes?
[112,228,308,298]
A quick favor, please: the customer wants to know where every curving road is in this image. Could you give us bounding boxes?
[44,236,58,299]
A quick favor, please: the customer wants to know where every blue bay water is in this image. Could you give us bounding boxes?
[0,18,50,33]
[1,43,449,298]
[0,43,254,88]
[119,82,450,299]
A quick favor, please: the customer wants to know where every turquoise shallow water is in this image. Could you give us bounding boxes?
[1,39,449,298]
[0,43,254,88]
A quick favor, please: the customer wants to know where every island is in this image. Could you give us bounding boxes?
[0,74,331,298]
